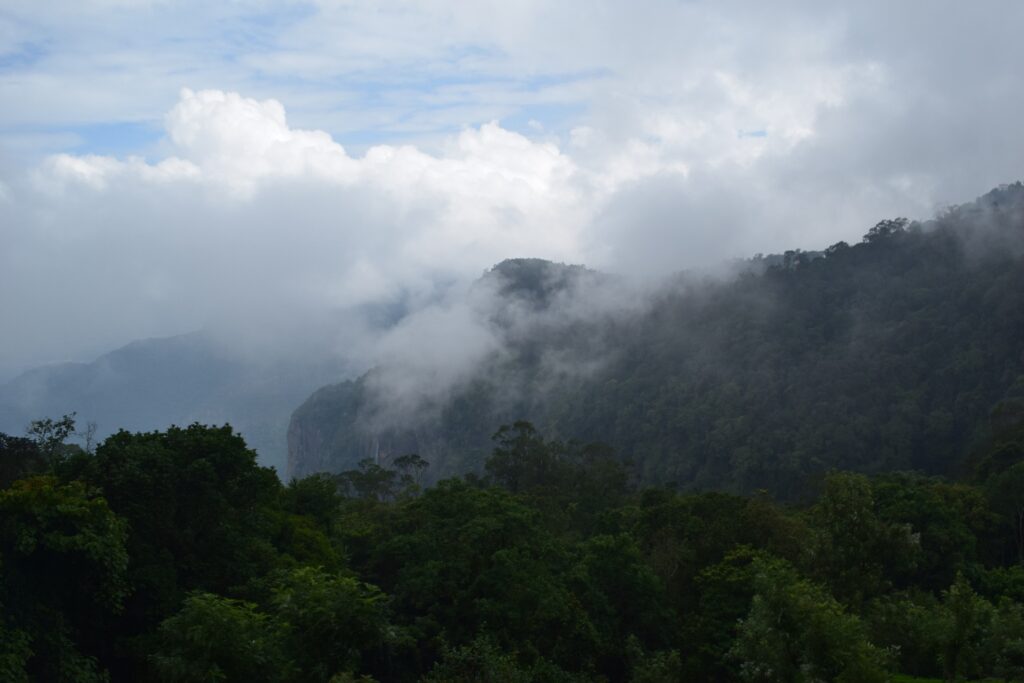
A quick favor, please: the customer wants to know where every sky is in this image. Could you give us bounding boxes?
[2,0,1024,377]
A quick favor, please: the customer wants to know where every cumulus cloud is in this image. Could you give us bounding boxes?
[0,89,601,376]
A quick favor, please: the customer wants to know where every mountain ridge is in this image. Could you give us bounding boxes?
[0,331,350,472]
[287,182,1024,495]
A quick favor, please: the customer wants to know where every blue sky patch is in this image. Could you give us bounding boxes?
[68,122,165,158]
[502,101,587,136]
[0,41,47,71]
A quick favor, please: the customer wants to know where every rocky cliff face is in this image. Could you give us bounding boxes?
[287,381,365,479]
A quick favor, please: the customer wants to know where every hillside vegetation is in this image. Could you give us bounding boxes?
[290,183,1024,498]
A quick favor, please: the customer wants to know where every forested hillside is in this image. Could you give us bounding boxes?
[289,183,1024,497]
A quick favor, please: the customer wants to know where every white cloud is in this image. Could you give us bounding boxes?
[3,2,1024,377]
[0,89,603,374]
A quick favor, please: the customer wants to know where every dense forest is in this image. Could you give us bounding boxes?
[289,183,1024,499]
[2,414,1024,681]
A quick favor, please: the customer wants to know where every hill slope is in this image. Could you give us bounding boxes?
[288,184,1024,495]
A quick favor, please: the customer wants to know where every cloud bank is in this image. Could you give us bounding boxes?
[3,2,1024,379]
[1,88,597,375]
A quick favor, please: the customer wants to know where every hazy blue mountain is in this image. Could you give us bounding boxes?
[0,331,352,474]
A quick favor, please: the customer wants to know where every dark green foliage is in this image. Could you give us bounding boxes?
[337,458,401,501]
[872,473,997,590]
[0,476,129,682]
[486,421,559,494]
[989,598,1024,681]
[392,453,429,492]
[361,479,598,673]
[67,424,289,679]
[151,567,393,683]
[568,533,675,678]
[985,462,1024,565]
[935,573,991,682]
[150,593,291,683]
[269,566,391,682]
[7,416,1024,681]
[730,557,891,683]
[484,421,632,533]
[0,623,32,683]
[0,432,45,488]
[627,637,683,683]
[683,547,772,680]
[865,590,943,678]
[808,472,920,607]
[283,473,344,527]
[422,635,533,683]
[86,425,282,626]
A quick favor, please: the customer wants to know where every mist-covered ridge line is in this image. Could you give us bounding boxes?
[288,181,1024,496]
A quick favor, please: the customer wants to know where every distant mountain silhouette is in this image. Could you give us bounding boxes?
[0,331,351,473]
